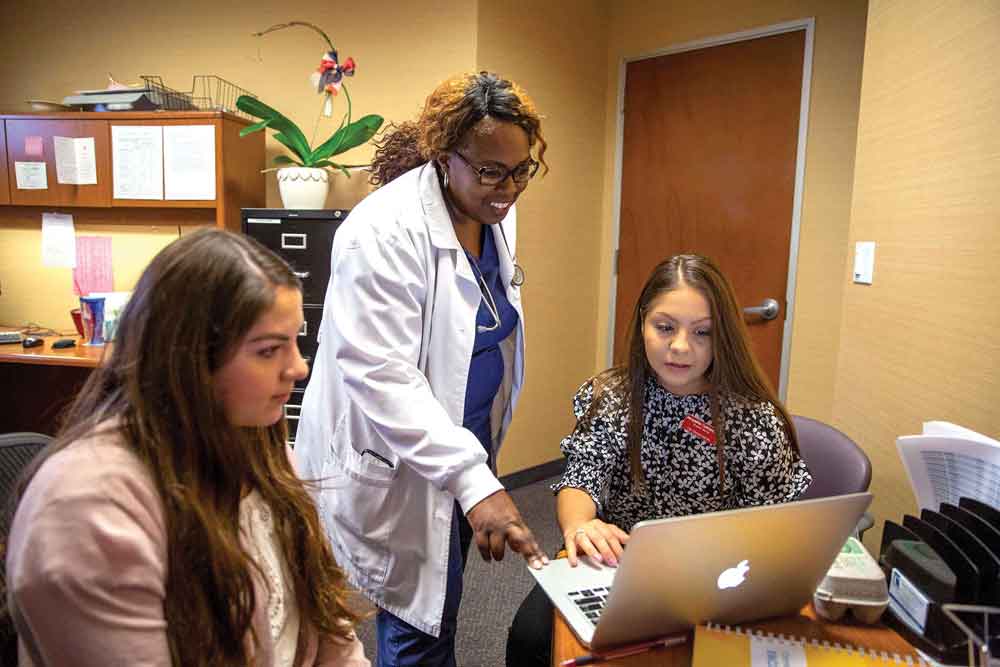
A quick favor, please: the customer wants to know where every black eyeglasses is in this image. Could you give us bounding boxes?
[452,151,539,187]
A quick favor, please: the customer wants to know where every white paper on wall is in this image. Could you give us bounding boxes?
[41,212,76,268]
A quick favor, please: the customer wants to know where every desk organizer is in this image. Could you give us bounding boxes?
[880,496,1000,664]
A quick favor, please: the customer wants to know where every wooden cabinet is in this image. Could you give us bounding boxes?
[5,117,112,207]
[0,111,264,231]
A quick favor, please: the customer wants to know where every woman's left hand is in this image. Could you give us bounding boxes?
[563,519,629,568]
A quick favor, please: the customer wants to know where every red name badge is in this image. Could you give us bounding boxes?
[681,415,717,444]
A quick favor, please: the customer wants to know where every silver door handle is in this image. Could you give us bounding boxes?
[743,298,780,321]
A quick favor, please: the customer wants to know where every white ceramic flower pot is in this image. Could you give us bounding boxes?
[277,167,330,210]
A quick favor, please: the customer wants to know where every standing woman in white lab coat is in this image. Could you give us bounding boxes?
[295,71,549,666]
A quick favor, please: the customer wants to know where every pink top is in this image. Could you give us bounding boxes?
[5,428,369,667]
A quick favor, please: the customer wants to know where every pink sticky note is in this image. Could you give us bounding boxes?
[25,135,44,158]
[73,236,114,296]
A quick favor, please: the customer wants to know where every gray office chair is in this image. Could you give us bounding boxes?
[0,432,52,666]
[792,415,874,537]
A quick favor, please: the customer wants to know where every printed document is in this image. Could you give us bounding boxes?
[15,161,47,189]
[112,125,163,199]
[54,136,98,185]
[41,212,76,268]
[164,125,216,200]
[897,422,1000,511]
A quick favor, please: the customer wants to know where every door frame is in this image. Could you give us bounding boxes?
[606,18,816,401]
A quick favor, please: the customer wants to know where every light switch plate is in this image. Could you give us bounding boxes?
[853,241,875,284]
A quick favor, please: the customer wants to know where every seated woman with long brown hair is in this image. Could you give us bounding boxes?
[5,229,368,666]
[506,254,812,666]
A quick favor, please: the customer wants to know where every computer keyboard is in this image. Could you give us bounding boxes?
[0,331,23,344]
[568,586,610,625]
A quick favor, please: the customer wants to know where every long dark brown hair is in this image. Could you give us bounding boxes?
[586,254,798,492]
[11,229,360,665]
[368,70,548,187]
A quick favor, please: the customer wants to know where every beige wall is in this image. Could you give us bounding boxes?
[476,1,610,474]
[597,0,870,424]
[0,0,610,476]
[8,1,996,531]
[0,0,476,329]
[833,0,1000,548]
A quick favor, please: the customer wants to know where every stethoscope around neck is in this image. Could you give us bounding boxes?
[496,224,526,288]
[464,226,524,334]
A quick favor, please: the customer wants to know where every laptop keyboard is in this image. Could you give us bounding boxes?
[568,586,610,625]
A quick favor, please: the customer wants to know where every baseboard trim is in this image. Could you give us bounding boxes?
[500,458,566,490]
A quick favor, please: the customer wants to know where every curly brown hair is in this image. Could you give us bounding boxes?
[369,71,548,187]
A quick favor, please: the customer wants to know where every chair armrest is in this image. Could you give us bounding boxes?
[854,512,875,540]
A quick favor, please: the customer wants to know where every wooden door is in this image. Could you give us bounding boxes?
[0,122,9,205]
[615,30,805,389]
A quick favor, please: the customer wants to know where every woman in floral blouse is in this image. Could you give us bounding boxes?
[506,254,811,666]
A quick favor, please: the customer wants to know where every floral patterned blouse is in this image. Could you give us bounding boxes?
[552,376,812,531]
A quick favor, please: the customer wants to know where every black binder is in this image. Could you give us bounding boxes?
[879,520,965,661]
[880,519,951,599]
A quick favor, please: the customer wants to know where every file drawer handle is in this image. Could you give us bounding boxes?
[298,321,308,336]
[281,233,307,250]
[284,405,301,419]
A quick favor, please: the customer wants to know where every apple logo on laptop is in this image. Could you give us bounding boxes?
[717,559,750,590]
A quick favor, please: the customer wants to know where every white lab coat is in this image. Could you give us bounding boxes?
[295,163,525,637]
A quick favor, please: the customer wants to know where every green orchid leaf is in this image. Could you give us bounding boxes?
[239,119,271,137]
[310,114,384,162]
[271,132,311,164]
[236,95,312,162]
[272,155,298,166]
[311,160,353,178]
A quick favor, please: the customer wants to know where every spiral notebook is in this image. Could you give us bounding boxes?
[692,623,929,666]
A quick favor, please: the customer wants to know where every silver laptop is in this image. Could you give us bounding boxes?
[529,492,872,651]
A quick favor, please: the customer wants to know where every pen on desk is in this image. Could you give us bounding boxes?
[560,634,687,666]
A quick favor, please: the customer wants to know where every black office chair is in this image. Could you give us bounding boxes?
[792,415,874,537]
[0,432,52,666]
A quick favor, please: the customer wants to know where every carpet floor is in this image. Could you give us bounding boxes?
[351,476,563,666]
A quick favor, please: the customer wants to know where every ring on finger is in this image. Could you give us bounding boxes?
[574,528,587,539]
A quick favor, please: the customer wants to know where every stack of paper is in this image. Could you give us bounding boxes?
[897,422,1000,511]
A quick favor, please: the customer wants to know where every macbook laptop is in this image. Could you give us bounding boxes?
[529,492,873,651]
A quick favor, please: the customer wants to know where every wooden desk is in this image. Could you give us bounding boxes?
[0,335,104,434]
[552,604,919,666]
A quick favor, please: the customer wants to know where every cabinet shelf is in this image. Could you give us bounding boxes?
[0,111,264,231]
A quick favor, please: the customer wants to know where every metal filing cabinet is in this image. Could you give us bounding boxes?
[241,208,348,445]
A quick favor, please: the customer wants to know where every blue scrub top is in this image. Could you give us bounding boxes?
[462,230,518,469]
